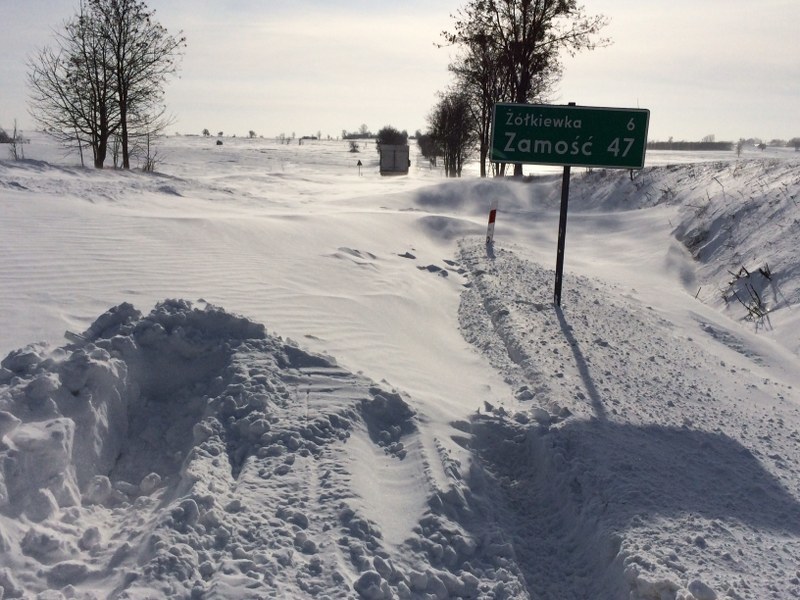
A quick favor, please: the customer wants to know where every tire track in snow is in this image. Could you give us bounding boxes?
[456,241,624,598]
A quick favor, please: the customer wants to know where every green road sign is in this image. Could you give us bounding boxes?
[490,103,650,169]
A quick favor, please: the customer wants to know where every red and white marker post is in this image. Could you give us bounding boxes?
[486,198,498,245]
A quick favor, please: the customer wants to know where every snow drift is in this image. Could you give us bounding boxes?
[2,136,800,599]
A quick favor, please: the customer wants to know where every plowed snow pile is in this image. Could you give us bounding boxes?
[2,136,800,599]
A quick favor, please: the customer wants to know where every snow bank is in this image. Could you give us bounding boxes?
[564,160,800,352]
[0,300,527,598]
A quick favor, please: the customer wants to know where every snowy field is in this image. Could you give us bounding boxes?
[1,134,800,599]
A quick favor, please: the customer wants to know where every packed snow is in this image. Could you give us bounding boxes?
[1,134,800,599]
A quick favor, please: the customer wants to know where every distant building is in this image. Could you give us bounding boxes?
[379,145,410,175]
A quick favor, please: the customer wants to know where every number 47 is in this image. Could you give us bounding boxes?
[608,137,635,158]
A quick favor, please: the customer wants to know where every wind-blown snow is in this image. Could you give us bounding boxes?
[1,135,800,599]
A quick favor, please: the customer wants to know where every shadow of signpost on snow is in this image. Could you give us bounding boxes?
[459,415,800,598]
[553,419,800,533]
[554,306,607,420]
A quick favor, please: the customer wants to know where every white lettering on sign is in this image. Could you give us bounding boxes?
[606,137,635,158]
[505,110,583,130]
[504,132,594,157]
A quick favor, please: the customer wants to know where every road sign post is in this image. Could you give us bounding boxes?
[490,102,650,305]
[553,161,571,305]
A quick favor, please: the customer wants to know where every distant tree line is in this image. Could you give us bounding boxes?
[342,124,373,140]
[648,138,800,152]
[772,137,800,150]
[27,0,185,169]
[647,141,734,151]
[748,137,800,149]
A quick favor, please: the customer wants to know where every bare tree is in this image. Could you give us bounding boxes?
[29,0,184,169]
[129,104,173,171]
[88,0,185,169]
[429,92,475,177]
[28,8,120,167]
[444,0,609,176]
[2,120,26,160]
[416,130,441,167]
[448,30,512,177]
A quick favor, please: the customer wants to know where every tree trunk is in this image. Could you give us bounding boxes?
[94,112,110,168]
[514,71,530,178]
[76,129,85,167]
[95,136,107,168]
[120,97,130,169]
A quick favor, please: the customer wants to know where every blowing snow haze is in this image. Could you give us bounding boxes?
[1,135,800,599]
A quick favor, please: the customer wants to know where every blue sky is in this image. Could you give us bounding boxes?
[2,0,798,142]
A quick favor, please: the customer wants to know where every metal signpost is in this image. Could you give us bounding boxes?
[490,102,650,305]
